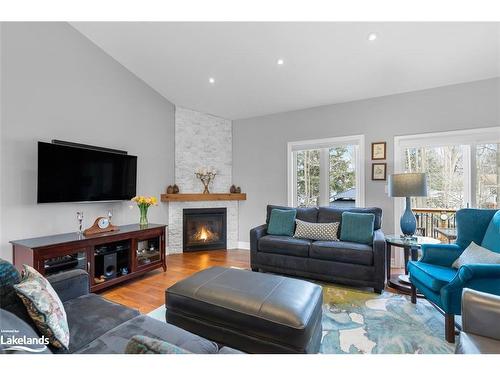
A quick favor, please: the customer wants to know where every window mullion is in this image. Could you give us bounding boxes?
[463,145,473,208]
[319,148,330,206]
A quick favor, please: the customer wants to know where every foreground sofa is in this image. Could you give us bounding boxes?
[456,289,500,354]
[250,205,386,293]
[0,263,240,354]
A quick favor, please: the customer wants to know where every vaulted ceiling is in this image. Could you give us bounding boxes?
[71,22,500,120]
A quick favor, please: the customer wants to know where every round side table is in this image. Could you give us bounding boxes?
[385,235,441,294]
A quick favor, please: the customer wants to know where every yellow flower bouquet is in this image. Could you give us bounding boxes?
[131,195,157,226]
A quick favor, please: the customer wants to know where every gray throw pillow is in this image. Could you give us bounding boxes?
[293,219,340,241]
[452,241,500,269]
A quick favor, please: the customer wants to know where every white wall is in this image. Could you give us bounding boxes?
[0,22,175,261]
[233,78,500,242]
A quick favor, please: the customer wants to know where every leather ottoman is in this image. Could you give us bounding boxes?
[165,266,323,354]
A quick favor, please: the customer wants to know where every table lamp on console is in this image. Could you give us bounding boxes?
[388,172,428,238]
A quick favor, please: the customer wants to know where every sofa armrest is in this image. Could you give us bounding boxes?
[250,224,268,252]
[372,229,386,286]
[462,289,500,341]
[47,269,89,303]
[419,243,462,267]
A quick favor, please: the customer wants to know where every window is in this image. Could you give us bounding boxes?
[476,143,499,209]
[404,145,466,209]
[288,135,364,208]
[295,149,321,207]
[394,127,500,225]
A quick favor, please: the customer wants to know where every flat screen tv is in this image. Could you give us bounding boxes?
[37,142,137,203]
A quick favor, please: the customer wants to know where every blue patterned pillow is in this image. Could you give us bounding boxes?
[0,259,21,308]
[125,335,191,354]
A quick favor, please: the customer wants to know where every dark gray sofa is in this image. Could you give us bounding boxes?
[250,205,386,293]
[0,265,240,354]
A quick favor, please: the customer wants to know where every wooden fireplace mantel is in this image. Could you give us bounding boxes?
[160,193,247,202]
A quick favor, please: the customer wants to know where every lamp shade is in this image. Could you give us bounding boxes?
[388,173,428,197]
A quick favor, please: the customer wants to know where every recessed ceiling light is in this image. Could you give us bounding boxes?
[277,59,284,65]
[208,77,215,84]
[367,33,378,41]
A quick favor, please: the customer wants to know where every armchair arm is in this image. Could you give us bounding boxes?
[457,264,500,283]
[462,288,500,341]
[419,243,462,267]
[250,224,268,252]
[47,269,89,303]
[441,264,500,314]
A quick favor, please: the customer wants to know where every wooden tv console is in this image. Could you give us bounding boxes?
[11,224,167,293]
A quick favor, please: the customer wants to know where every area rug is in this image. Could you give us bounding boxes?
[148,284,454,354]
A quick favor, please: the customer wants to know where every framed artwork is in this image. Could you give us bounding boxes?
[372,163,387,181]
[371,142,386,160]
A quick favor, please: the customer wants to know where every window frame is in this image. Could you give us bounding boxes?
[287,134,365,208]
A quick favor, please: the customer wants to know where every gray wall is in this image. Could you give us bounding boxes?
[0,22,175,261]
[233,78,500,242]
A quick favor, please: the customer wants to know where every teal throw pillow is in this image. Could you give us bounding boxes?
[340,212,375,244]
[267,209,297,237]
[0,258,21,308]
[481,210,500,253]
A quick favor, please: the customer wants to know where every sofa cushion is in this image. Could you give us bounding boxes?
[266,205,318,224]
[407,262,457,292]
[125,335,191,354]
[318,207,382,230]
[340,212,375,244]
[76,315,219,354]
[258,235,312,257]
[481,210,500,252]
[310,241,374,266]
[13,265,70,350]
[267,209,297,237]
[62,293,140,353]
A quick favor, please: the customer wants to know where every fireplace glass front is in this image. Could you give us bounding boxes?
[183,208,227,251]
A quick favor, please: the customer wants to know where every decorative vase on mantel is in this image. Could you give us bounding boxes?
[131,195,158,227]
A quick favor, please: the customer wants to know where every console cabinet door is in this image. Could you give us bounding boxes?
[38,246,91,278]
[133,231,163,271]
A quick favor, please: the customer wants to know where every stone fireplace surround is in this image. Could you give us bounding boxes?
[166,107,239,254]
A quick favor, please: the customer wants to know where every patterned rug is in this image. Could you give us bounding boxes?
[148,284,454,354]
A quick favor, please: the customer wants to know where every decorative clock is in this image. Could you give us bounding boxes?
[83,216,119,236]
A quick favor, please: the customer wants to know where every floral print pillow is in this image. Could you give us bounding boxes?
[13,265,70,349]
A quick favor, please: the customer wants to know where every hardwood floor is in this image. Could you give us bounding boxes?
[101,249,405,314]
[101,249,250,313]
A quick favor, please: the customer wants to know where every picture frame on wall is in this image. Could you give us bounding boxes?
[371,141,386,160]
[372,163,387,181]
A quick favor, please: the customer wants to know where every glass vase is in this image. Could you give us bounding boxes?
[139,205,149,227]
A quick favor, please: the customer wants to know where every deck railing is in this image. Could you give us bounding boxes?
[412,208,457,243]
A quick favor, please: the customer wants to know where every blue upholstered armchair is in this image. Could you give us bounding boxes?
[408,208,500,343]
